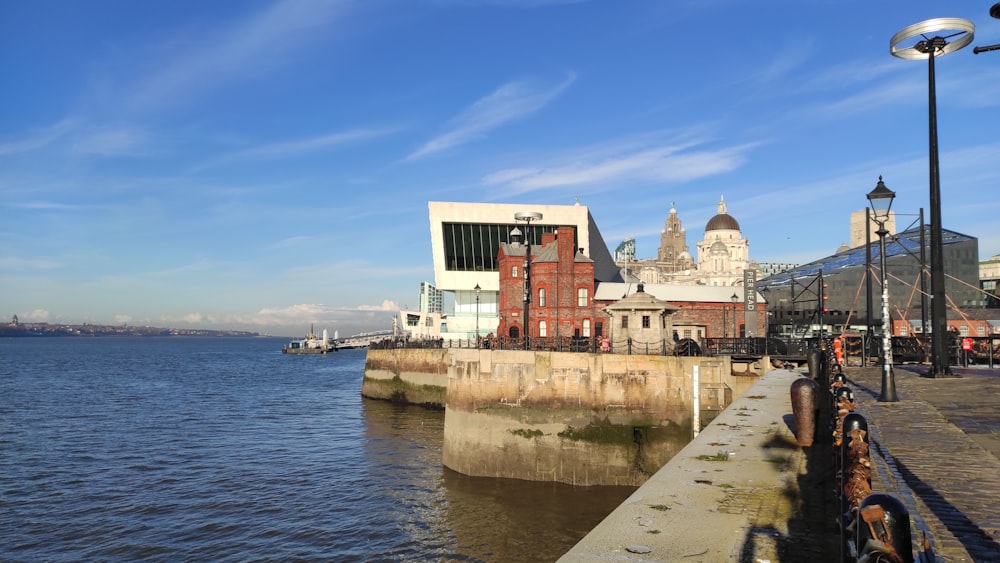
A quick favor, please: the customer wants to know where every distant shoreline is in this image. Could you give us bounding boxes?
[0,324,264,338]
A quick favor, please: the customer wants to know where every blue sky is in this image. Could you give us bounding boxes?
[2,0,998,337]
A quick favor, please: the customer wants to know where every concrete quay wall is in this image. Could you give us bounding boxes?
[559,369,810,562]
[362,348,449,408]
[443,349,758,486]
[364,347,769,486]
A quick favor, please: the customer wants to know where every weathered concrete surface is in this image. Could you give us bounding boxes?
[443,349,740,485]
[363,348,450,386]
[363,347,770,485]
[361,348,448,407]
[558,369,840,562]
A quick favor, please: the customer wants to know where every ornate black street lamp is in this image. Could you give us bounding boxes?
[730,293,739,338]
[514,211,542,350]
[974,3,1000,54]
[890,17,974,377]
[474,283,481,341]
[868,176,899,402]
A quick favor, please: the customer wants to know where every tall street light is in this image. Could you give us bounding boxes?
[868,176,899,402]
[474,283,481,341]
[891,17,973,378]
[514,211,542,350]
[730,293,739,339]
[723,299,728,338]
[974,3,1000,54]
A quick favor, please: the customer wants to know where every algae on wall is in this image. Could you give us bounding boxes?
[442,349,719,485]
[361,374,446,410]
[362,348,449,409]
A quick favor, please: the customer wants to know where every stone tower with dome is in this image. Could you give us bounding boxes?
[617,196,753,286]
[695,195,750,286]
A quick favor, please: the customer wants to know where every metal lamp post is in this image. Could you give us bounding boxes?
[474,283,481,342]
[974,3,1000,54]
[731,293,739,338]
[722,301,728,338]
[514,211,542,350]
[868,176,899,402]
[891,17,973,377]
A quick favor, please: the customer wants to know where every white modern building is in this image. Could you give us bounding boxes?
[427,201,622,340]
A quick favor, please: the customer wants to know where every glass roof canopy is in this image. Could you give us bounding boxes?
[759,227,973,290]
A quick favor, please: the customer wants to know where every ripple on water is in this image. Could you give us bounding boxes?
[1,340,634,562]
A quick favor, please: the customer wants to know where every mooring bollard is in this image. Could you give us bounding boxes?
[808,347,822,380]
[832,386,855,448]
[839,413,872,551]
[856,493,914,563]
[790,377,819,446]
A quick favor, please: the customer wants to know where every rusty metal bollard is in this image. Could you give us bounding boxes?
[808,347,822,380]
[840,414,871,527]
[856,493,914,563]
[832,386,855,447]
[790,377,819,446]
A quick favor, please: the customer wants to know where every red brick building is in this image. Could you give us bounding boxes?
[498,225,767,346]
[497,226,607,340]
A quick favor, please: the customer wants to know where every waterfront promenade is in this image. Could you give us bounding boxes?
[560,365,1000,562]
[848,365,1000,562]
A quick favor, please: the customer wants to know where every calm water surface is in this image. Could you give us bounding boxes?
[0,337,633,562]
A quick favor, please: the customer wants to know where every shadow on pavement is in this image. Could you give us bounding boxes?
[894,457,1000,560]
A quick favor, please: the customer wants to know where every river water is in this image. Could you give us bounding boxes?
[0,337,634,562]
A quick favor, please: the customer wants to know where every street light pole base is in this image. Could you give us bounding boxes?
[879,366,899,402]
[927,366,959,378]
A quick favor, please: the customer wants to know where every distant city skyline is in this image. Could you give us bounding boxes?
[2,1,998,336]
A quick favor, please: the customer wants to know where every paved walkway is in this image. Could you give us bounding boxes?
[560,365,1000,563]
[559,369,841,562]
[846,365,1000,562]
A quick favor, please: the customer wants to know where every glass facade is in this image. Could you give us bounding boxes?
[441,222,569,272]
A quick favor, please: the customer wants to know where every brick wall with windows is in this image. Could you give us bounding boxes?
[497,226,607,339]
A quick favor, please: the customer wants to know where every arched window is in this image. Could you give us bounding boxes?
[582,319,591,337]
[539,320,547,337]
[538,288,546,308]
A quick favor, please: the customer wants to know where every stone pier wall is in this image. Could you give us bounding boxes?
[443,349,735,486]
[363,347,768,485]
[362,348,449,409]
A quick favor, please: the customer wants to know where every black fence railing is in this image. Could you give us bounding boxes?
[370,333,999,367]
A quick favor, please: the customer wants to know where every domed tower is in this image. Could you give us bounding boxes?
[696,196,749,286]
[657,202,692,274]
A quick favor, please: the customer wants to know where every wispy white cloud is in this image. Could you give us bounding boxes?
[356,300,401,311]
[751,41,814,85]
[72,126,151,156]
[163,301,401,335]
[789,75,924,121]
[0,255,63,270]
[197,128,397,170]
[267,235,315,250]
[435,0,586,6]
[0,120,77,155]
[482,136,757,193]
[15,309,51,322]
[148,259,215,278]
[7,200,97,211]
[125,0,349,112]
[405,73,576,161]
